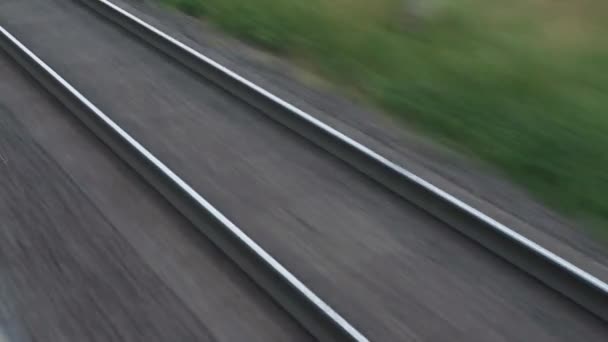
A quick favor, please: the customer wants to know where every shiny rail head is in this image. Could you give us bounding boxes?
[91,0,608,295]
[0,23,369,342]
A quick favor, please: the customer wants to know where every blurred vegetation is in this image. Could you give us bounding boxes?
[163,0,608,229]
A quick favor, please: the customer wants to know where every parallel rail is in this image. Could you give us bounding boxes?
[0,26,367,342]
[79,0,608,322]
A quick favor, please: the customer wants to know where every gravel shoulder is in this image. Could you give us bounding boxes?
[0,94,215,342]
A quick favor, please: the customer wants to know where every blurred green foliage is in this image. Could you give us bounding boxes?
[163,0,608,229]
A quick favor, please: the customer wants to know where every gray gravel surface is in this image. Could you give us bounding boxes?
[1,0,607,340]
[0,51,310,341]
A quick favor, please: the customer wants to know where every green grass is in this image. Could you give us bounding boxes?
[163,0,608,229]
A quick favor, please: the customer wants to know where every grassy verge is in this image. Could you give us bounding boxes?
[163,0,608,229]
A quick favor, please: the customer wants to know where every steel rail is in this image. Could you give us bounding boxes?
[0,26,368,342]
[78,0,608,322]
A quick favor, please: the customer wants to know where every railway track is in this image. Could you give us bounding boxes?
[1,0,607,340]
[0,18,364,342]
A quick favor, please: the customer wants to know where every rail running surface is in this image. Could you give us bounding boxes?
[78,0,608,322]
[0,25,368,342]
